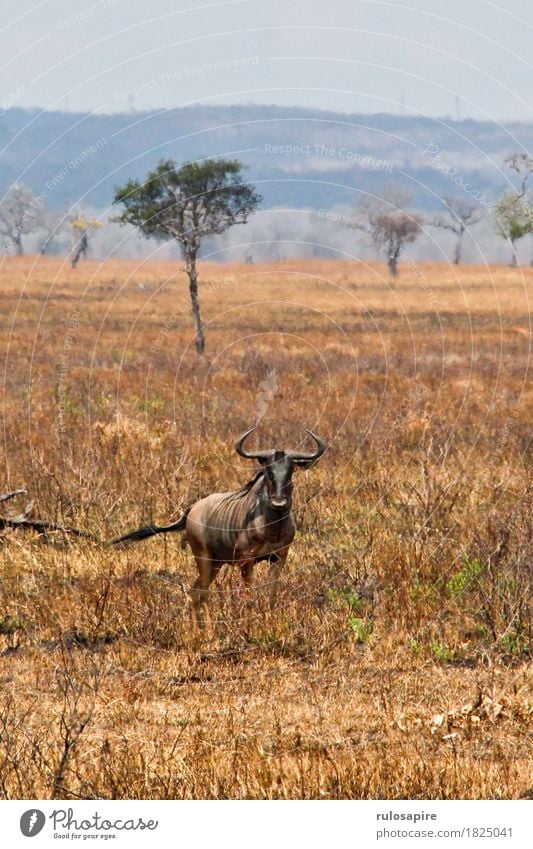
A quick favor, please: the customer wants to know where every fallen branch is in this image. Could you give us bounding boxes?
[0,487,100,543]
[0,515,100,542]
[0,489,26,504]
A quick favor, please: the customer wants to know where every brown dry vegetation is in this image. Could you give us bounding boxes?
[0,255,531,800]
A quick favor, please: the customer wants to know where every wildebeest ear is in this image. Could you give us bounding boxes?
[253,452,275,467]
[291,457,319,470]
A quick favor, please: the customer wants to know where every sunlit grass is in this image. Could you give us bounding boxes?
[0,256,531,799]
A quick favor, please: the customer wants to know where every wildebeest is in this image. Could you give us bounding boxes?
[111,428,326,628]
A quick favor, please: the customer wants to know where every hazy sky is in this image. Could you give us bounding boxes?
[2,0,533,122]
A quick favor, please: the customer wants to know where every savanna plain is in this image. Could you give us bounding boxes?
[0,256,531,799]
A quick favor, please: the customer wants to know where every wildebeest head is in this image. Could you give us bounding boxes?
[235,428,327,510]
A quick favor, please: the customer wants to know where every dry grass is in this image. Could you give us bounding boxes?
[0,255,531,799]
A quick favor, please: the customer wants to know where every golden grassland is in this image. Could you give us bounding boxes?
[0,255,531,799]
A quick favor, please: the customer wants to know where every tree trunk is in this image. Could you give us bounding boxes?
[453,236,462,265]
[14,233,23,256]
[387,256,398,277]
[186,254,205,355]
[510,239,518,267]
[71,244,82,268]
[71,233,88,269]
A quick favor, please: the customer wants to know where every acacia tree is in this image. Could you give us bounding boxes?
[355,187,422,276]
[505,153,533,196]
[498,153,533,265]
[113,158,261,354]
[0,183,44,255]
[493,192,533,266]
[430,196,484,265]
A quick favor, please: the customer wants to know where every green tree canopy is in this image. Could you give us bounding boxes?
[114,158,261,353]
[493,192,533,266]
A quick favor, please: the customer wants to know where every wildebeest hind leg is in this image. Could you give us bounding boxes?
[190,552,216,632]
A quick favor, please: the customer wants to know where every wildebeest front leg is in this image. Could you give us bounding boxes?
[234,533,260,599]
[268,546,289,609]
[240,561,254,590]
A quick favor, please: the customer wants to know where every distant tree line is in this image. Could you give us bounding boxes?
[345,152,533,274]
[1,151,531,353]
[0,184,103,268]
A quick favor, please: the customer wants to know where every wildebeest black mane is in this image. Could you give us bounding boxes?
[222,469,265,502]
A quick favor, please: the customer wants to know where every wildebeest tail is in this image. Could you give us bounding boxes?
[109,510,189,546]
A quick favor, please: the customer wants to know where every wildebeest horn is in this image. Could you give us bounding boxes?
[235,428,273,461]
[289,430,327,464]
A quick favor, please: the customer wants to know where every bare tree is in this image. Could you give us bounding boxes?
[430,197,484,265]
[39,210,67,256]
[505,153,533,197]
[355,186,422,276]
[0,183,44,255]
